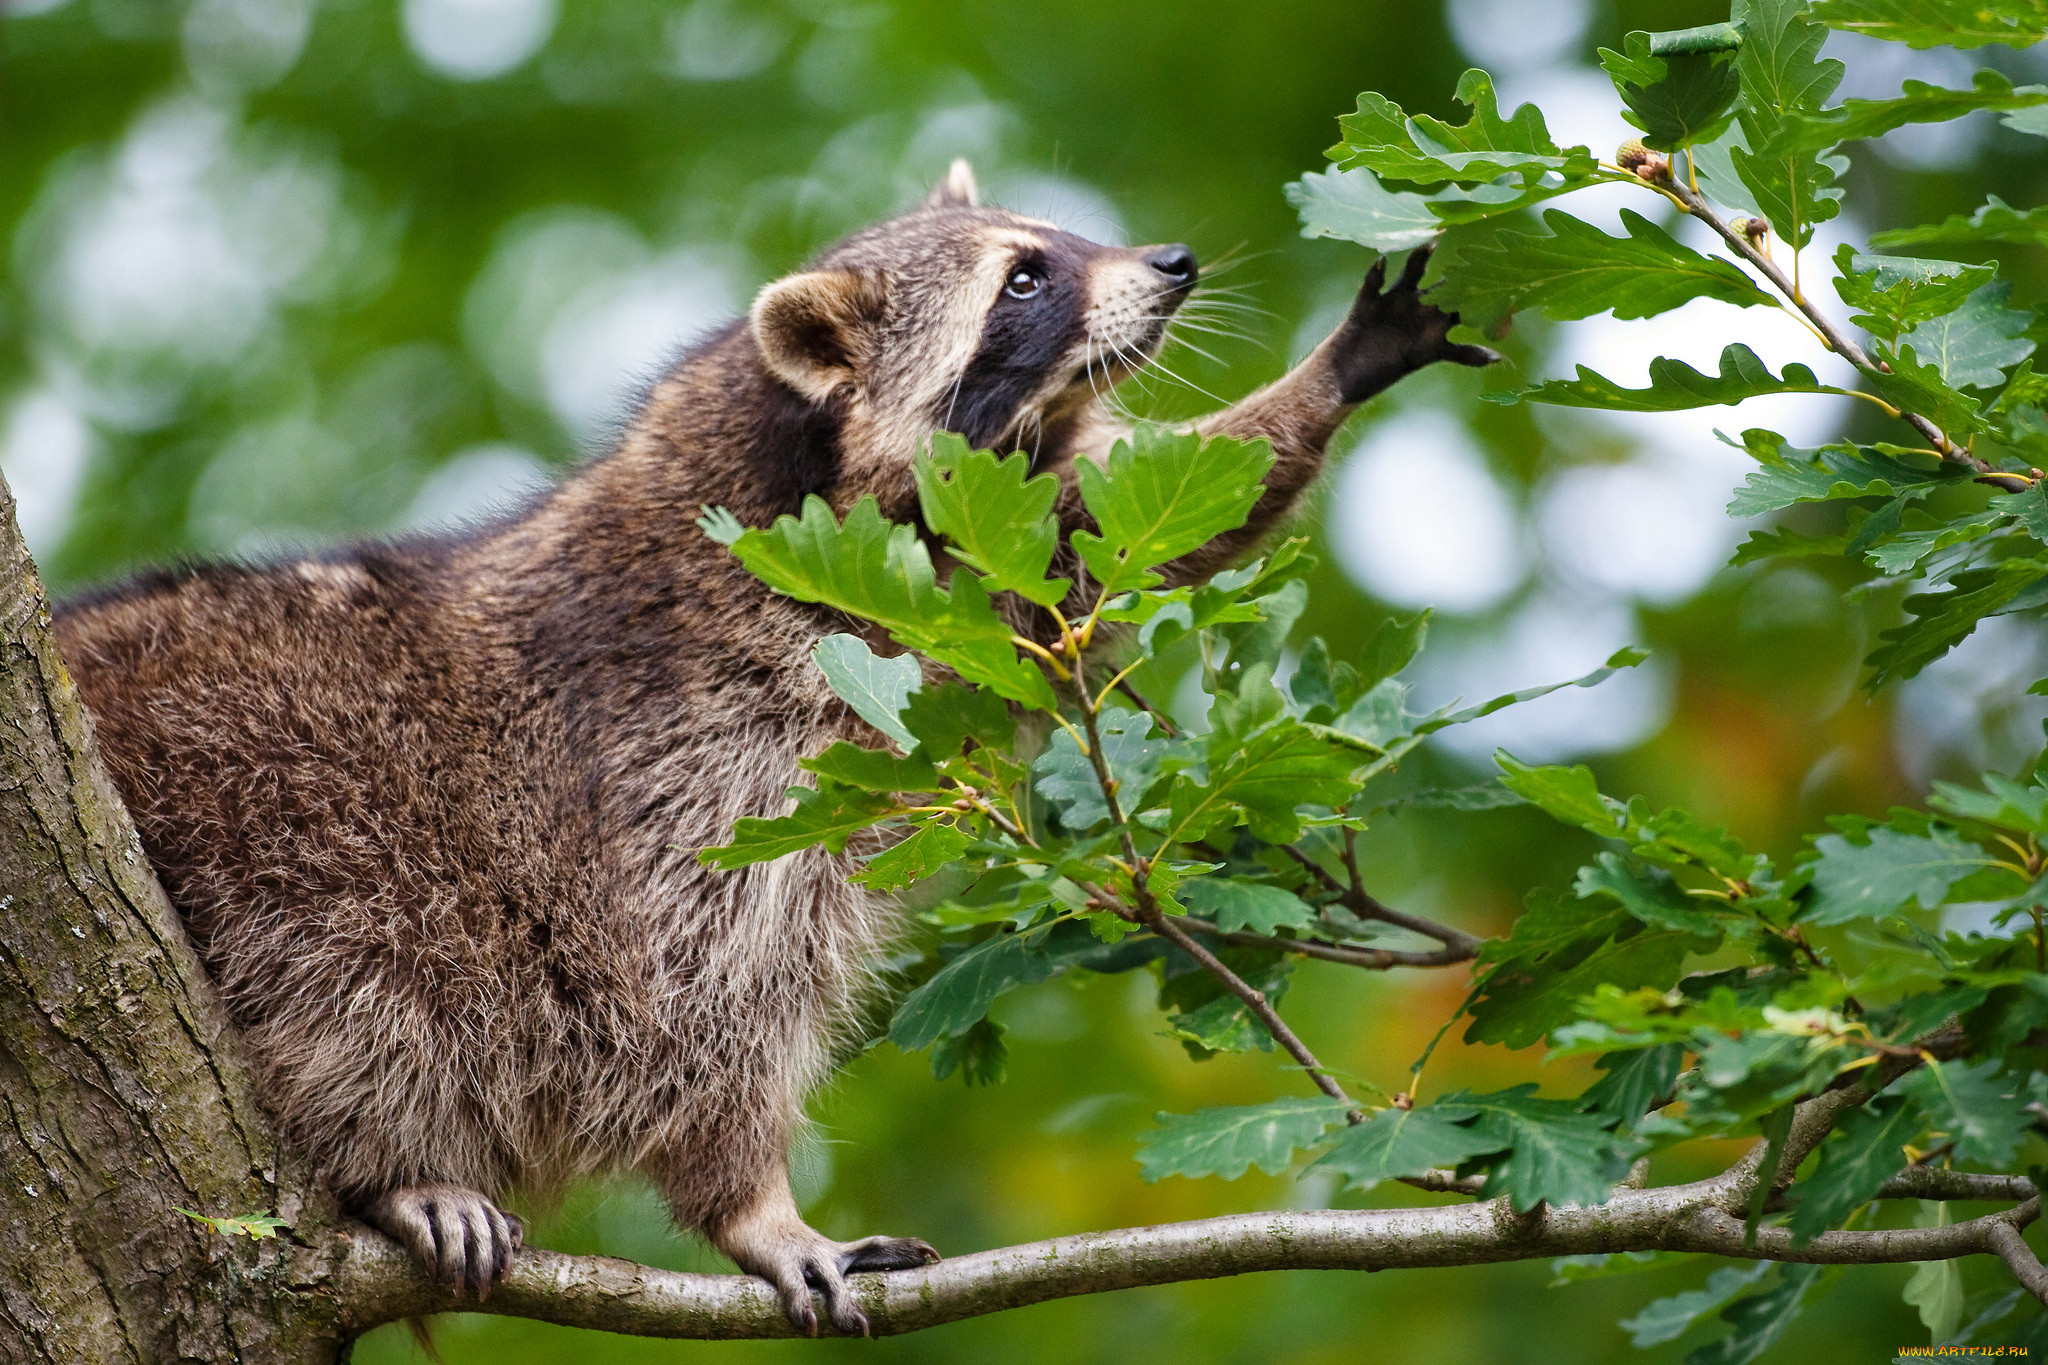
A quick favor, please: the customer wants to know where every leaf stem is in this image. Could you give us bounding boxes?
[1092,657,1150,714]
[1011,635,1073,680]
[1139,904,1360,1117]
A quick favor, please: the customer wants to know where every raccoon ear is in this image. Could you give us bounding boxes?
[749,269,889,403]
[924,158,979,209]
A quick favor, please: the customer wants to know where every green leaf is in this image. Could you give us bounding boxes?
[1551,1250,1702,1285]
[1730,0,1849,246]
[1867,340,1998,436]
[1899,1058,2031,1166]
[1032,708,1171,833]
[1466,883,1705,1049]
[1489,344,1857,413]
[1789,70,2048,144]
[1165,957,1292,1054]
[1583,1043,1687,1125]
[851,821,973,893]
[1996,482,2048,548]
[812,634,921,753]
[1810,0,2048,49]
[1863,513,2002,573]
[889,929,1064,1052]
[1286,167,1439,251]
[1874,195,2048,249]
[1430,210,1773,334]
[1467,907,1700,1049]
[1599,31,1742,150]
[1902,1248,1965,1348]
[1738,0,1847,115]
[1416,648,1651,738]
[1493,756,1619,836]
[929,1017,1008,1085]
[1357,608,1431,690]
[1726,433,1961,517]
[898,682,1014,761]
[1073,428,1274,593]
[176,1208,290,1240]
[800,741,943,793]
[1622,1263,1773,1347]
[1834,248,1996,341]
[1928,771,2048,834]
[1455,1085,1643,1210]
[1181,878,1319,935]
[1493,755,1751,880]
[1167,718,1361,845]
[1329,68,1601,188]
[1685,1263,1832,1365]
[1805,824,2002,924]
[1866,559,2048,687]
[1899,281,2035,389]
[1135,1096,1349,1181]
[701,781,901,869]
[1314,1100,1504,1191]
[1785,1096,1915,1243]
[1577,854,1725,935]
[914,435,1070,607]
[723,495,1056,709]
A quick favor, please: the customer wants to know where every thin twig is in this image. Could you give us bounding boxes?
[1177,917,1477,970]
[1115,679,1179,738]
[1281,843,1347,897]
[1344,890,1482,953]
[1663,178,1989,473]
[1877,1169,2036,1203]
[1276,844,1479,951]
[1140,906,1358,1116]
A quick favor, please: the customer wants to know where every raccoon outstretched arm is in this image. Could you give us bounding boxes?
[1175,246,1497,582]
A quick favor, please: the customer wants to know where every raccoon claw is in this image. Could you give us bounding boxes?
[839,1234,941,1274]
[360,1183,522,1299]
[734,1229,939,1336]
[1331,241,1498,403]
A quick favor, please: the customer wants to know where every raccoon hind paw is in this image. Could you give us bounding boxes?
[359,1182,523,1299]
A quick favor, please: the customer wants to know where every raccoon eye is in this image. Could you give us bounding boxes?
[1004,268,1043,300]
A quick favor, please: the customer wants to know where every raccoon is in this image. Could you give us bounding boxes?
[54,160,1493,1335]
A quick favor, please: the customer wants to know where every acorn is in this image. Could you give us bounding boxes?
[1615,139,1669,183]
[1732,216,1769,248]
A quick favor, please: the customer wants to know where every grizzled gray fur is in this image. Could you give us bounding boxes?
[55,160,1491,1335]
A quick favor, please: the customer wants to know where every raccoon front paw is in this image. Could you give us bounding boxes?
[1330,243,1499,404]
[724,1221,940,1336]
[359,1182,524,1299]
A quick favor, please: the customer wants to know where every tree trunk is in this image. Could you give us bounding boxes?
[0,476,352,1364]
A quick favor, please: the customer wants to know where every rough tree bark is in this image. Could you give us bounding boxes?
[0,472,2042,1362]
[0,475,350,1363]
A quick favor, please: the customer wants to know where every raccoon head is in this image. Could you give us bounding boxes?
[748,159,1197,509]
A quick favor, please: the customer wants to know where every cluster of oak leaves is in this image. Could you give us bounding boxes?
[698,1,2048,1356]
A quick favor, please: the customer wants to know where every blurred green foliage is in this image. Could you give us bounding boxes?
[12,0,2048,1361]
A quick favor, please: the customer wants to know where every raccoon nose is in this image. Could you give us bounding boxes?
[1145,245,1198,288]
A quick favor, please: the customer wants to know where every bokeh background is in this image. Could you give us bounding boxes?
[7,0,2048,1360]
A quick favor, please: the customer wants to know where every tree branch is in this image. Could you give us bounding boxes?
[1987,1222,2048,1307]
[1139,906,1358,1113]
[334,1186,2043,1340]
[1879,1169,2036,1203]
[1663,177,1989,473]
